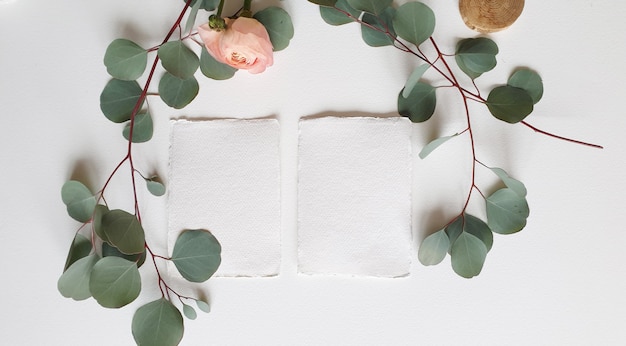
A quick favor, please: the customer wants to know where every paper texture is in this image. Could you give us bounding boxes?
[168,119,280,277]
[298,117,412,277]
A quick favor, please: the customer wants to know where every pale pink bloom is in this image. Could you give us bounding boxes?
[198,17,274,74]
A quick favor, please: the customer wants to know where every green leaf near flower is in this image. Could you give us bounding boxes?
[158,72,199,109]
[347,0,391,15]
[100,79,144,123]
[319,0,359,26]
[486,85,534,123]
[308,0,338,7]
[63,233,92,272]
[158,40,199,80]
[418,229,449,266]
[89,256,141,308]
[254,7,294,52]
[361,7,396,47]
[200,46,237,80]
[486,188,530,234]
[103,39,147,81]
[100,209,145,255]
[61,180,97,223]
[132,298,184,346]
[184,0,219,11]
[172,229,221,283]
[398,82,437,123]
[454,37,498,79]
[392,2,435,46]
[508,68,543,104]
[58,254,99,301]
[123,112,153,143]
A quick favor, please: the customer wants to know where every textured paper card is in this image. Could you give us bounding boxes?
[168,119,280,277]
[298,117,412,277]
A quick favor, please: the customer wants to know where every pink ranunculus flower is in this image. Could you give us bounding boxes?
[198,17,274,74]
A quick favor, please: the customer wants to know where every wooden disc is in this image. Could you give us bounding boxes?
[459,0,525,33]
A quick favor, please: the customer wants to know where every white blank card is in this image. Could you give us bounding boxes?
[168,119,280,277]
[298,117,412,277]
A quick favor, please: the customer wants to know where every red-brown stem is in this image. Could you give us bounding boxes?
[521,121,603,149]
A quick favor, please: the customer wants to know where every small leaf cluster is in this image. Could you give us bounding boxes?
[309,0,545,277]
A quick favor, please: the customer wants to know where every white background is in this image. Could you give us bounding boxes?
[2,0,626,345]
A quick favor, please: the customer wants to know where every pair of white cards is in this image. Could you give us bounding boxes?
[168,117,412,278]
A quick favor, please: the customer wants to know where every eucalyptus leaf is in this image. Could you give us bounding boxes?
[102,242,146,268]
[61,180,97,223]
[196,299,211,313]
[58,254,98,301]
[101,209,145,255]
[486,85,534,123]
[254,7,294,52]
[489,167,527,197]
[463,214,493,252]
[159,72,199,109]
[419,133,458,159]
[184,0,202,34]
[346,0,391,15]
[450,232,488,278]
[100,79,143,123]
[486,188,529,234]
[402,63,430,98]
[319,0,359,26]
[89,257,141,308]
[93,204,110,243]
[172,229,221,282]
[132,299,184,346]
[444,216,463,246]
[398,82,436,123]
[392,2,435,46]
[508,69,543,104]
[308,0,337,6]
[200,46,237,80]
[103,39,147,81]
[184,0,219,11]
[123,112,153,143]
[455,38,498,79]
[158,41,199,80]
[63,233,92,272]
[418,229,449,266]
[146,179,166,197]
[182,304,197,320]
[361,8,396,47]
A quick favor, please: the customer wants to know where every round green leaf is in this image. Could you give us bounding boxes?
[200,46,237,80]
[392,2,435,46]
[489,167,527,197]
[418,229,450,266]
[101,209,145,255]
[454,38,498,79]
[184,0,219,11]
[254,7,294,52]
[444,216,463,246]
[319,0,359,26]
[63,233,92,272]
[361,8,396,47]
[93,204,110,243]
[486,188,530,234]
[158,41,199,80]
[486,85,534,123]
[123,112,153,143]
[132,299,184,346]
[450,232,488,278]
[158,72,199,109]
[171,229,221,283]
[508,69,543,104]
[196,299,211,313]
[103,39,147,81]
[61,180,97,223]
[146,179,166,197]
[182,304,197,320]
[100,79,143,123]
[463,214,493,252]
[102,242,146,268]
[58,254,98,301]
[347,0,391,15]
[398,82,436,123]
[89,256,141,308]
[309,0,338,6]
